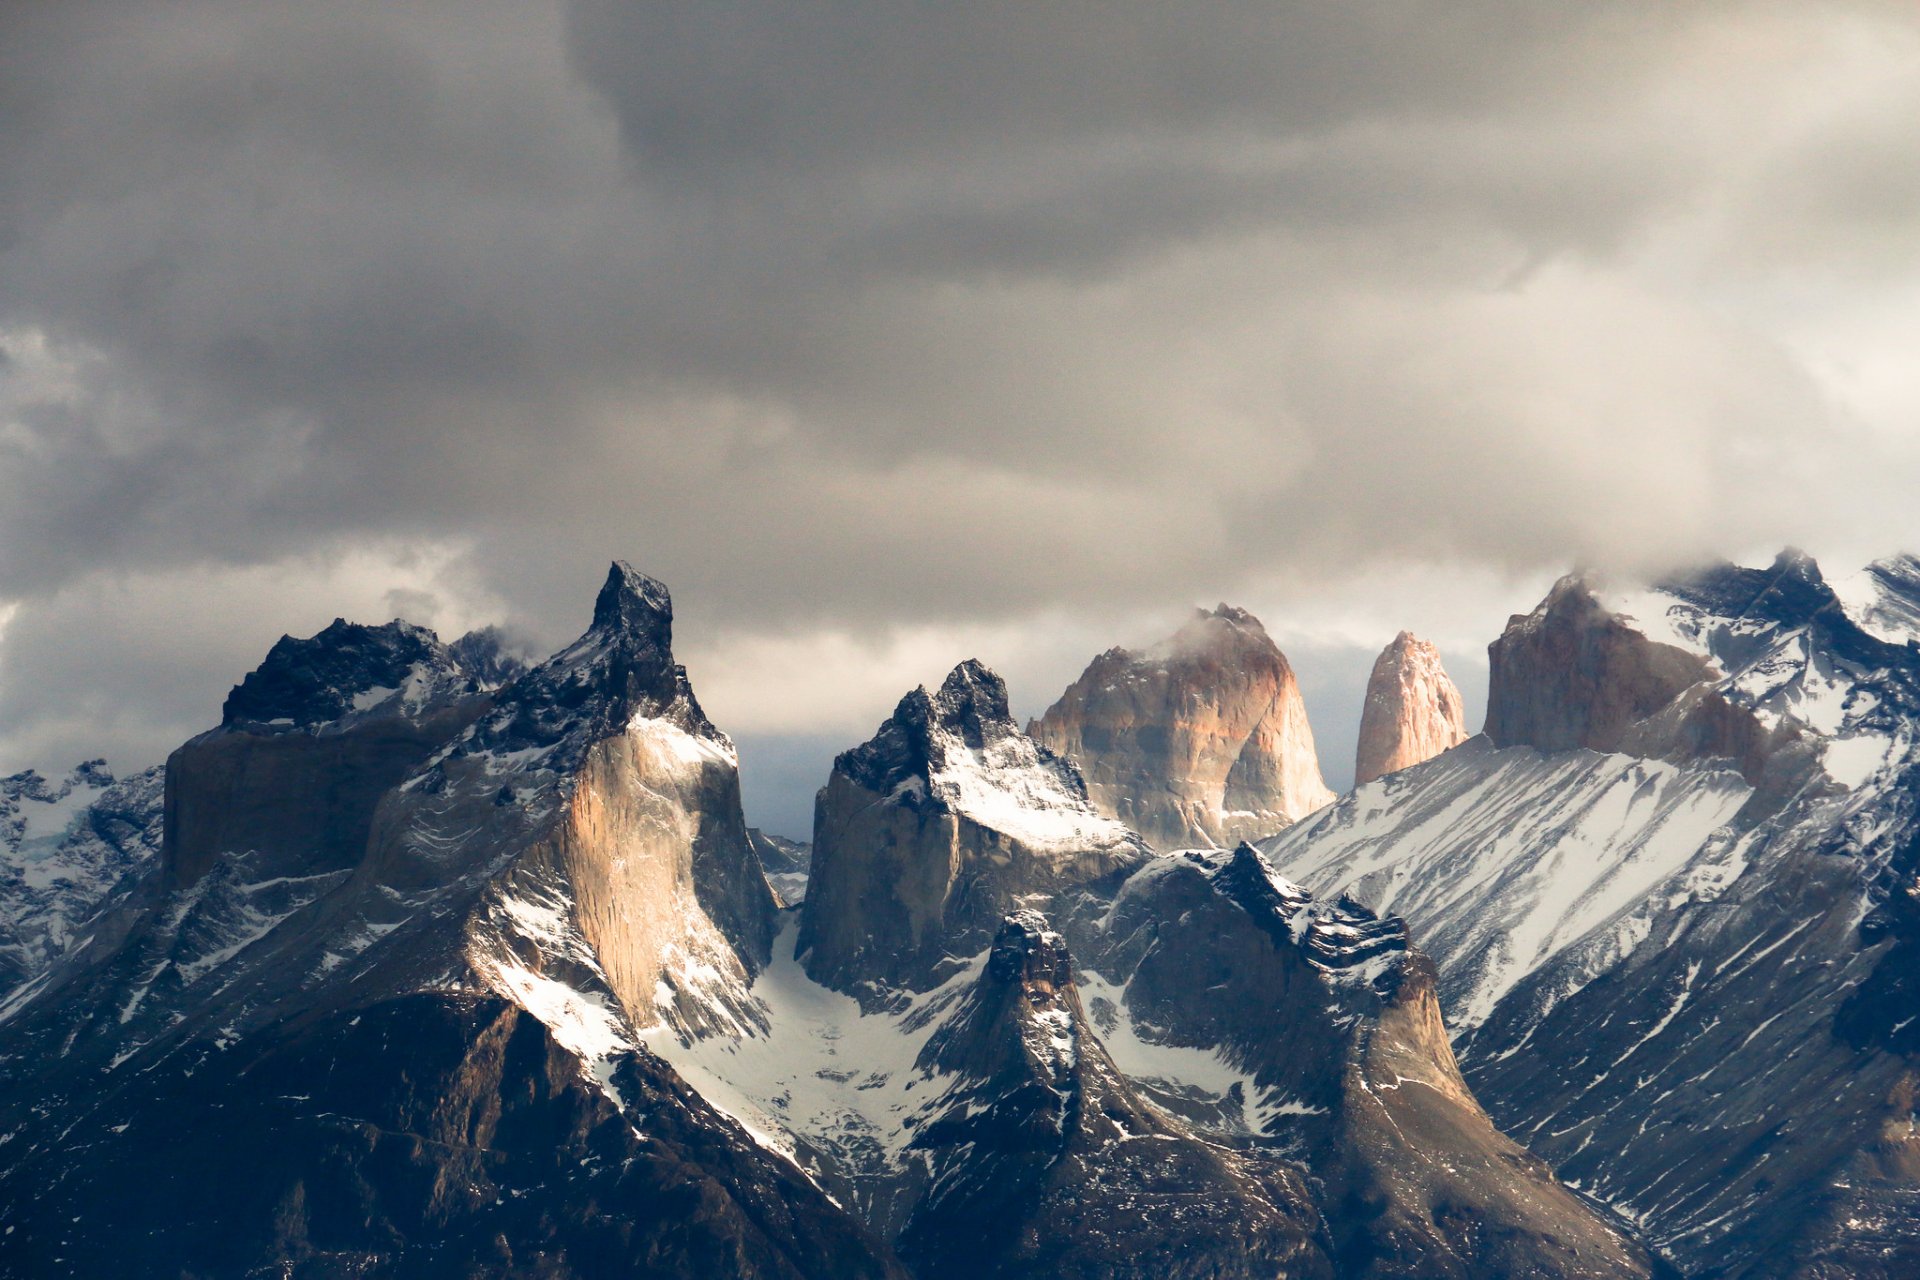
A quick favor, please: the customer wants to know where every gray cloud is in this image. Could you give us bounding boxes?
[1,0,1917,830]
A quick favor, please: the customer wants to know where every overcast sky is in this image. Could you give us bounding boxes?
[3,1,1918,837]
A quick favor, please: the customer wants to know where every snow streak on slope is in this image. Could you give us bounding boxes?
[640,917,982,1214]
[1834,553,1920,645]
[1,764,163,998]
[1592,560,1908,792]
[1262,738,1751,1030]
[917,718,1133,855]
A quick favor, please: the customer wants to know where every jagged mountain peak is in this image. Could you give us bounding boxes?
[926,657,1014,743]
[590,558,675,637]
[1211,842,1413,995]
[220,616,464,729]
[838,659,1071,808]
[801,662,1141,996]
[468,560,720,765]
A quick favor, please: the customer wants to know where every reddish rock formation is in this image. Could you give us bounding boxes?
[1355,631,1469,785]
[1029,606,1335,850]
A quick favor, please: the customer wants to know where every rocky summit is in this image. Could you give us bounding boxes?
[1029,604,1336,850]
[1354,631,1469,785]
[7,551,1920,1278]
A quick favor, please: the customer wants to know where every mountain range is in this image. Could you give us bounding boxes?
[2,550,1914,1278]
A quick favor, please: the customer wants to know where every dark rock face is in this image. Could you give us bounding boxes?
[0,995,901,1280]
[800,661,1146,998]
[163,697,483,890]
[1104,846,1658,1280]
[0,562,802,1277]
[1485,576,1716,755]
[1029,605,1335,850]
[895,912,1336,1280]
[222,618,461,728]
[168,614,493,891]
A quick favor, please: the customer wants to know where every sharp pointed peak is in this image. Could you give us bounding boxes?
[591,561,674,636]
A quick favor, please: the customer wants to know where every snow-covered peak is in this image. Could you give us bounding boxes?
[1833,552,1920,646]
[1504,554,1918,790]
[1,762,116,855]
[463,561,723,774]
[2,762,164,998]
[841,660,1134,854]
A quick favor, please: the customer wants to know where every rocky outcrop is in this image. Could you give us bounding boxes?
[896,911,1334,1280]
[373,560,779,1036]
[1029,605,1335,851]
[163,619,493,890]
[1106,845,1660,1280]
[801,660,1145,998]
[1354,632,1468,785]
[1484,577,1716,756]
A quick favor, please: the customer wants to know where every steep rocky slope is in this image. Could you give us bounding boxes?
[0,564,895,1279]
[651,659,1662,1279]
[0,569,1678,1279]
[0,762,163,998]
[1355,631,1469,785]
[1266,551,1920,1278]
[1029,605,1335,850]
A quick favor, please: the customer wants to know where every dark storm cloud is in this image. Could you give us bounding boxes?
[1,0,1917,810]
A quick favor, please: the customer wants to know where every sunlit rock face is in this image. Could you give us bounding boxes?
[1029,605,1335,851]
[1354,632,1468,786]
[0,563,882,1280]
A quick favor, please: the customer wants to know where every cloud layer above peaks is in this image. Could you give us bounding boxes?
[2,0,1917,786]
